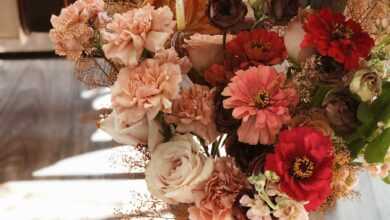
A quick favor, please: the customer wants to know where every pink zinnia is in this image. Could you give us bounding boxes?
[222,65,298,145]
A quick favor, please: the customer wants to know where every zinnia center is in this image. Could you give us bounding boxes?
[254,90,270,109]
[332,24,353,40]
[292,156,315,179]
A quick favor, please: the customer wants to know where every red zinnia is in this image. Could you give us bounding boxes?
[264,127,334,211]
[227,29,287,67]
[301,8,374,70]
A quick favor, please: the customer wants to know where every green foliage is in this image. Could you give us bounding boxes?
[383,175,390,184]
[364,128,390,163]
[311,85,331,107]
[347,82,390,159]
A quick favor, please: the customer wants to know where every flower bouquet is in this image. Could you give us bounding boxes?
[50,0,389,219]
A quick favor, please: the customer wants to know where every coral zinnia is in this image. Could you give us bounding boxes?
[301,8,374,71]
[226,29,287,67]
[264,127,334,211]
[222,65,298,145]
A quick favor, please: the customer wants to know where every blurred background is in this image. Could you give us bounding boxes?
[0,1,173,219]
[0,0,389,220]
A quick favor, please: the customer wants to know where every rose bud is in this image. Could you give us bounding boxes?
[323,91,360,135]
[284,16,315,63]
[350,69,382,103]
[207,0,248,29]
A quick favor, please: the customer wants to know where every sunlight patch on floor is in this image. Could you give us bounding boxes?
[33,146,144,177]
[0,180,172,220]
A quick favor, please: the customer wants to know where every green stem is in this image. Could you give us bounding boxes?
[259,191,277,210]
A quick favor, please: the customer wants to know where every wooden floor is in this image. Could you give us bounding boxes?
[0,58,114,182]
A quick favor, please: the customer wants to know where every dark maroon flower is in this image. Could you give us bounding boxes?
[214,87,241,133]
[226,29,287,67]
[322,90,359,135]
[207,0,248,29]
[225,135,273,175]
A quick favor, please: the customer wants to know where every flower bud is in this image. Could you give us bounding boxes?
[323,91,359,135]
[350,69,382,102]
[207,0,248,29]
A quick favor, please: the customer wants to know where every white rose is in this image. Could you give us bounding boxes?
[99,111,163,151]
[284,18,314,63]
[145,134,214,204]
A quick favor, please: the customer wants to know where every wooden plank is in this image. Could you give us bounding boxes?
[0,59,111,182]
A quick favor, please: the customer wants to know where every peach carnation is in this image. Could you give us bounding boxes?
[188,158,248,220]
[111,48,191,124]
[49,0,105,60]
[222,65,298,145]
[165,85,219,143]
[101,4,175,66]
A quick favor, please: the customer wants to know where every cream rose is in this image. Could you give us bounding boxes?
[145,134,214,204]
[99,111,163,151]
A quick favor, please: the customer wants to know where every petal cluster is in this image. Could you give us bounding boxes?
[189,158,248,220]
[223,65,298,145]
[227,29,287,67]
[301,8,374,70]
[101,4,175,66]
[49,0,105,60]
[265,127,334,211]
[111,49,191,124]
[165,85,219,143]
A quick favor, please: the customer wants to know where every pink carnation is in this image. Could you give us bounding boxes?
[101,4,175,67]
[222,65,298,145]
[49,0,105,60]
[165,85,219,143]
[111,48,191,124]
[188,158,248,220]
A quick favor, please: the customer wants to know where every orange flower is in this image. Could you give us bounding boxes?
[146,0,220,34]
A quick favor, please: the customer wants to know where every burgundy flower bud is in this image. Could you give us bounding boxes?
[270,0,302,21]
[207,0,248,29]
[323,91,359,135]
[225,135,273,175]
[316,56,348,84]
[214,87,241,133]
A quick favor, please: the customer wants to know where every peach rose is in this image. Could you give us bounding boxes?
[145,134,214,203]
[111,48,191,125]
[98,111,163,150]
[101,4,175,66]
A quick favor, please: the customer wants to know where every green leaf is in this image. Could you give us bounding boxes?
[364,128,390,163]
[372,82,390,113]
[384,175,390,184]
[311,85,331,107]
[357,103,375,124]
[348,139,367,158]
